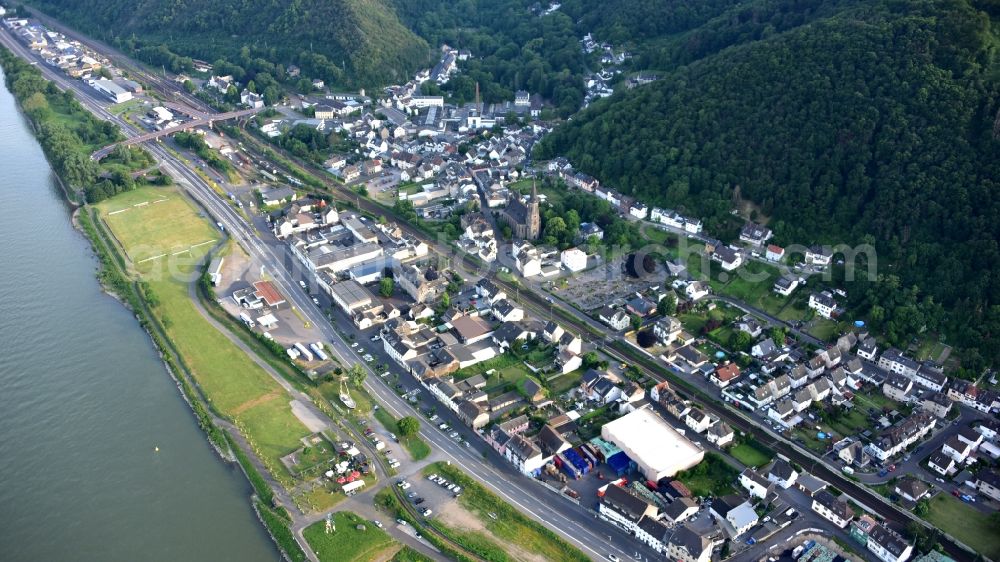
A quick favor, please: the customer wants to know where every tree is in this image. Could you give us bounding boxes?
[441,292,451,308]
[731,330,752,352]
[657,293,677,316]
[637,330,656,348]
[582,351,608,370]
[630,314,643,332]
[379,277,394,298]
[769,327,787,345]
[398,416,420,438]
[347,363,366,387]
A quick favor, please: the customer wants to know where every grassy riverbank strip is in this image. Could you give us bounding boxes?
[0,51,309,562]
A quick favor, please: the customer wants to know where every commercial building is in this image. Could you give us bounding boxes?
[600,408,704,481]
[92,79,132,103]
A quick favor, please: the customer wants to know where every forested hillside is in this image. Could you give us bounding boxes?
[27,0,431,88]
[391,0,587,115]
[537,0,1000,368]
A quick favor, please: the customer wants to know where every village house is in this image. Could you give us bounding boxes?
[811,490,852,528]
[739,222,772,246]
[665,525,714,562]
[808,291,838,319]
[598,484,659,534]
[866,524,913,562]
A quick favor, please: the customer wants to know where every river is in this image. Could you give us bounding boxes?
[0,68,279,561]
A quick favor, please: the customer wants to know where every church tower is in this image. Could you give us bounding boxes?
[527,180,541,239]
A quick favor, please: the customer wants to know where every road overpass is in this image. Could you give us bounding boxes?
[91,106,262,161]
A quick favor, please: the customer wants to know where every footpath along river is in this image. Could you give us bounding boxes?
[0,67,279,561]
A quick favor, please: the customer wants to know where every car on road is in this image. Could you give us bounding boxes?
[607,555,620,562]
[388,432,397,441]
[936,477,945,483]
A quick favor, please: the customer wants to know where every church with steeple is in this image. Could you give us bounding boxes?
[499,181,541,240]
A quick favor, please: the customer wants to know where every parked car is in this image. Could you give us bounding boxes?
[372,520,383,528]
[421,508,433,517]
[414,498,425,505]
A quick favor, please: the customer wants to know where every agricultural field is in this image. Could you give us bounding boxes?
[96,186,310,477]
[303,512,398,562]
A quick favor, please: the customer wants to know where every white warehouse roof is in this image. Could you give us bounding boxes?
[601,407,705,481]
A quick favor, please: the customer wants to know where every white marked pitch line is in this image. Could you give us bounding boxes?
[152,198,169,204]
[190,240,216,248]
[107,208,129,215]
[133,201,149,207]
[137,253,166,263]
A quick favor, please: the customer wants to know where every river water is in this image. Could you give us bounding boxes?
[0,68,278,561]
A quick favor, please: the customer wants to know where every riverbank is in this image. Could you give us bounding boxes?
[0,47,306,562]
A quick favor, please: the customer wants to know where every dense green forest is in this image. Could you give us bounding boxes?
[537,0,1000,369]
[26,0,431,89]
[0,46,150,203]
[391,0,587,115]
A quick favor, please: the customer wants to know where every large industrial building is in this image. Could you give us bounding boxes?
[601,407,705,481]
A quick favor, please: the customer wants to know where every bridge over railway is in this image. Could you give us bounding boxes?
[91,105,262,160]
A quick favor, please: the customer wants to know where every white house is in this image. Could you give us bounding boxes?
[560,248,588,272]
[710,497,758,537]
[599,306,630,331]
[739,469,771,499]
[634,517,669,554]
[866,525,913,562]
[806,246,833,267]
[811,491,852,528]
[766,459,798,489]
[808,291,837,319]
[685,281,710,301]
[765,244,785,262]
